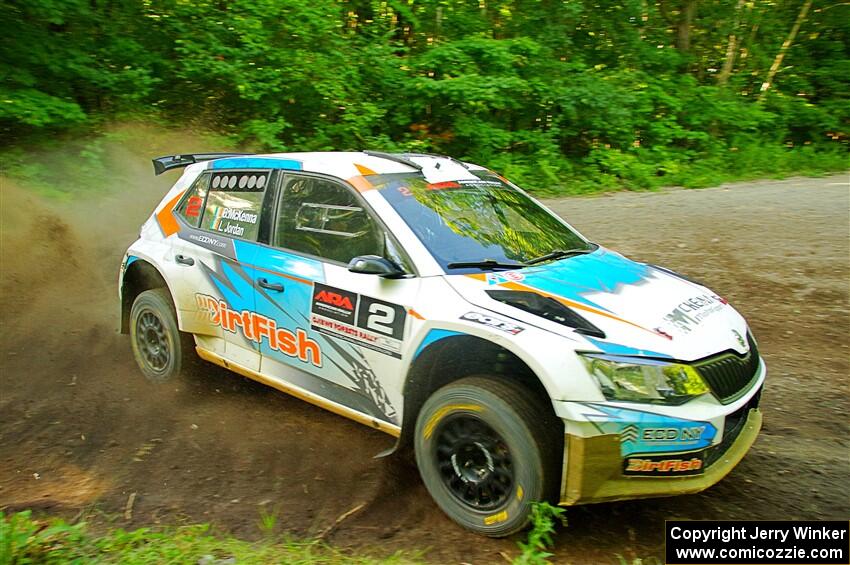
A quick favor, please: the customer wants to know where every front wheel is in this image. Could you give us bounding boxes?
[129,288,194,382]
[414,376,561,537]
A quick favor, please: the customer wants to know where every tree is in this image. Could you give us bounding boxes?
[758,0,814,99]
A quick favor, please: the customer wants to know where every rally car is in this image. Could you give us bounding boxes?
[119,151,765,536]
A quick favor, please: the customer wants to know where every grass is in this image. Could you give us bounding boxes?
[1,502,580,564]
[0,511,418,564]
[513,502,567,565]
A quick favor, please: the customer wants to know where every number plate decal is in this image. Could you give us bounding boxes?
[310,283,407,358]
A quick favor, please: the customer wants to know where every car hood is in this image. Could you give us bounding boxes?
[445,247,751,361]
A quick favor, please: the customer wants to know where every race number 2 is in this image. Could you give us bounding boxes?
[357,297,405,340]
[365,303,396,335]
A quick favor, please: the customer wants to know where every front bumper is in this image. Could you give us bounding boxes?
[558,407,762,505]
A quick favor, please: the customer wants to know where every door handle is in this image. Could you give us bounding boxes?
[175,254,195,266]
[257,278,284,292]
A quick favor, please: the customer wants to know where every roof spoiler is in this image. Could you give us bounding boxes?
[363,150,423,171]
[362,150,473,171]
[152,153,254,176]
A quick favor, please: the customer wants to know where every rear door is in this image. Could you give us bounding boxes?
[170,169,272,370]
[251,173,420,427]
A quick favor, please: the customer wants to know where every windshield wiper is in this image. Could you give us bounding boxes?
[526,245,596,265]
[446,259,527,271]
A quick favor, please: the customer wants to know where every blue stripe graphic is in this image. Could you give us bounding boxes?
[516,248,652,312]
[234,240,324,282]
[413,329,464,359]
[210,158,303,170]
[584,336,673,359]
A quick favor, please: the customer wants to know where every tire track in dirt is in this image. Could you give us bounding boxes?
[1,166,848,564]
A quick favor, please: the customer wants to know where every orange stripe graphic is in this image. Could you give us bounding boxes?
[347,175,374,193]
[497,280,658,335]
[156,190,186,237]
[250,264,313,286]
[355,163,378,176]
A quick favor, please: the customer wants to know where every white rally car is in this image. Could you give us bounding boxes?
[119,151,764,536]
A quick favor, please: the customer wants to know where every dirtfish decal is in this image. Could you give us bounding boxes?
[624,453,704,476]
[196,293,322,367]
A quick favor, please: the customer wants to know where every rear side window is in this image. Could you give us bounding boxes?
[199,171,269,241]
[175,173,210,228]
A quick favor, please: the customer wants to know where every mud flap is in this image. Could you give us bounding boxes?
[373,437,401,459]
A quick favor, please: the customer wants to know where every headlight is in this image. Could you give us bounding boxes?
[580,354,710,405]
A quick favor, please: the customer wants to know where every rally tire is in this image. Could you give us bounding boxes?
[414,376,560,537]
[129,288,195,383]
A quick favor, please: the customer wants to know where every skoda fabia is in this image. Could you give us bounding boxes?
[119,151,764,536]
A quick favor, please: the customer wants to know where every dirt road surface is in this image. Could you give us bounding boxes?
[1,172,848,563]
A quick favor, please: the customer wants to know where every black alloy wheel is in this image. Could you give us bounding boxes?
[414,376,561,537]
[135,309,170,372]
[435,415,514,511]
[129,288,194,382]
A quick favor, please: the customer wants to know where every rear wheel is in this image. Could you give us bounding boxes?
[129,288,194,382]
[414,376,561,537]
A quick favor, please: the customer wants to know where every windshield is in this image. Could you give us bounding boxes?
[377,173,593,271]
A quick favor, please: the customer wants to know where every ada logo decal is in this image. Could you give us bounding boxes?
[460,312,525,335]
[623,452,705,476]
[312,283,358,324]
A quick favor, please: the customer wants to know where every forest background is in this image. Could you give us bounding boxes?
[2,0,847,193]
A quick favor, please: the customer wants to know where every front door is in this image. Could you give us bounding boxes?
[251,173,420,427]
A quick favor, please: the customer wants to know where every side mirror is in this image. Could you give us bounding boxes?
[348,255,406,278]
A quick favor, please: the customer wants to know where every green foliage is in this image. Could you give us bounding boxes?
[257,506,280,537]
[0,511,416,564]
[513,502,567,565]
[0,511,89,565]
[0,0,847,193]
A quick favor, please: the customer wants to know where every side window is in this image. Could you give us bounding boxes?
[275,176,384,264]
[199,170,268,241]
[175,173,210,228]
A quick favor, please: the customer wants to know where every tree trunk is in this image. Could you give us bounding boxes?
[676,0,698,52]
[717,0,747,86]
[758,0,813,100]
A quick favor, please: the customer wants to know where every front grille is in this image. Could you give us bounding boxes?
[694,333,761,404]
[703,387,761,467]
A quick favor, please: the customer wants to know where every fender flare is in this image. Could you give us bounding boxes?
[120,256,183,334]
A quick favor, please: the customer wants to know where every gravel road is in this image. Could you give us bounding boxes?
[1,172,847,563]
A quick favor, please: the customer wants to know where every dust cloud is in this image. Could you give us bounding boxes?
[0,123,229,353]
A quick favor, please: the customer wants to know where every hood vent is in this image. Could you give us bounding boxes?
[486,290,606,338]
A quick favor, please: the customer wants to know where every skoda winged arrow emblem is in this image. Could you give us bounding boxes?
[732,329,746,349]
